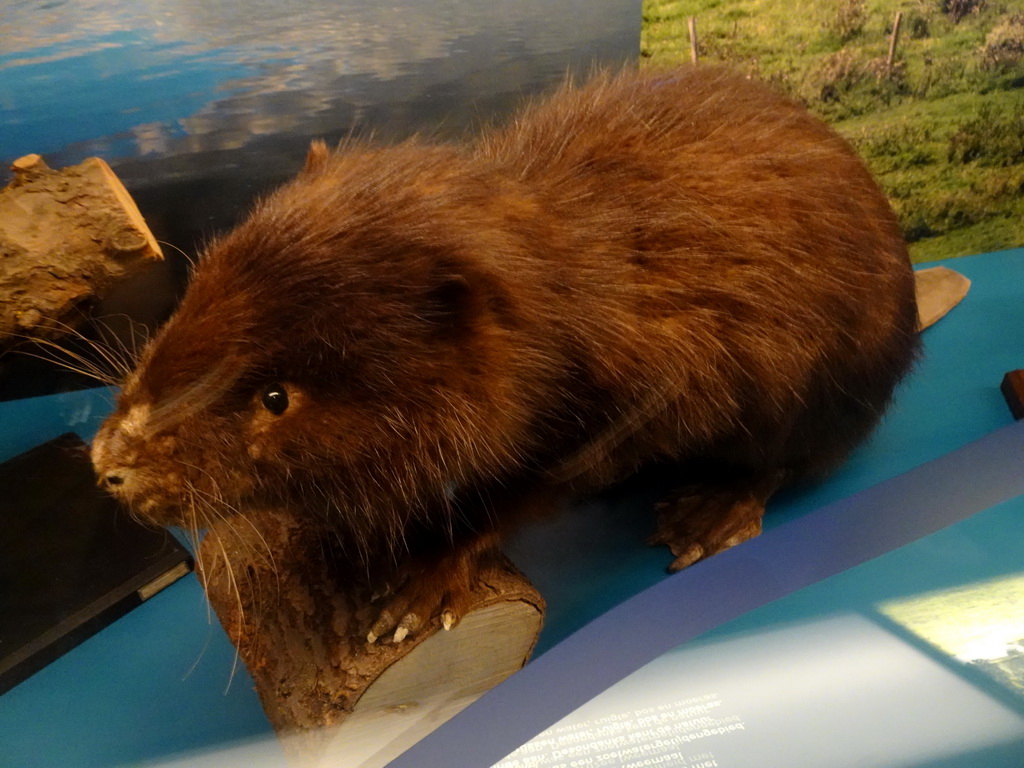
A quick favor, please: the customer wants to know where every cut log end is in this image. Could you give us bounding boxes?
[197,508,544,767]
[11,153,48,175]
[0,154,164,354]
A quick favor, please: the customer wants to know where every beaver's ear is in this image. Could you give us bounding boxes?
[301,139,331,176]
[424,259,503,338]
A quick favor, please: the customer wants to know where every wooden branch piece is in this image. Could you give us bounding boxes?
[0,154,163,353]
[915,266,970,330]
[197,508,544,767]
[1001,370,1024,421]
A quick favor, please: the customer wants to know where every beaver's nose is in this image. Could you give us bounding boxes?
[100,468,136,494]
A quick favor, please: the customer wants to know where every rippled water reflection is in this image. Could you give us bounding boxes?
[0,0,639,397]
[2,0,640,235]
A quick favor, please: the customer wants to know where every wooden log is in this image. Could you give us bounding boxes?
[915,266,971,330]
[0,154,163,354]
[1001,371,1024,421]
[197,507,545,767]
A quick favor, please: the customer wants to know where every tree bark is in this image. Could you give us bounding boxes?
[0,154,163,354]
[197,507,544,767]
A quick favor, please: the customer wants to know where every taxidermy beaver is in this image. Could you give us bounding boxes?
[92,65,919,643]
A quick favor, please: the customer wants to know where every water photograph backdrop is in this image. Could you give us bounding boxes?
[2,0,641,260]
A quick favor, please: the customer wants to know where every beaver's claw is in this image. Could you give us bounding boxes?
[366,535,498,644]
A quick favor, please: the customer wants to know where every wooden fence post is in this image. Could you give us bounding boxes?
[688,17,699,64]
[887,11,903,75]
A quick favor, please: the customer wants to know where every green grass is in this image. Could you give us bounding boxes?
[641,0,1024,262]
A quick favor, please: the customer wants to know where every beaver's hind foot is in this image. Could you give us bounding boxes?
[649,469,783,572]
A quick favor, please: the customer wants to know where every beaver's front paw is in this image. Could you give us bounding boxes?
[366,571,468,644]
[366,534,500,644]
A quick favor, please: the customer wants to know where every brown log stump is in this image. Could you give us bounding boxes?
[0,154,163,354]
[197,508,544,767]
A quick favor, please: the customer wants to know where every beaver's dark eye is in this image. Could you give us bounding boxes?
[261,384,289,415]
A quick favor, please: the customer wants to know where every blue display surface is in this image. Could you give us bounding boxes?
[480,432,1024,768]
[1,247,1023,768]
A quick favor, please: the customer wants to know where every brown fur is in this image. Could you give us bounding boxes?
[92,66,918,625]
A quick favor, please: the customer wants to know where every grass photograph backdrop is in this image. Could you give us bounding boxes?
[641,0,1024,262]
